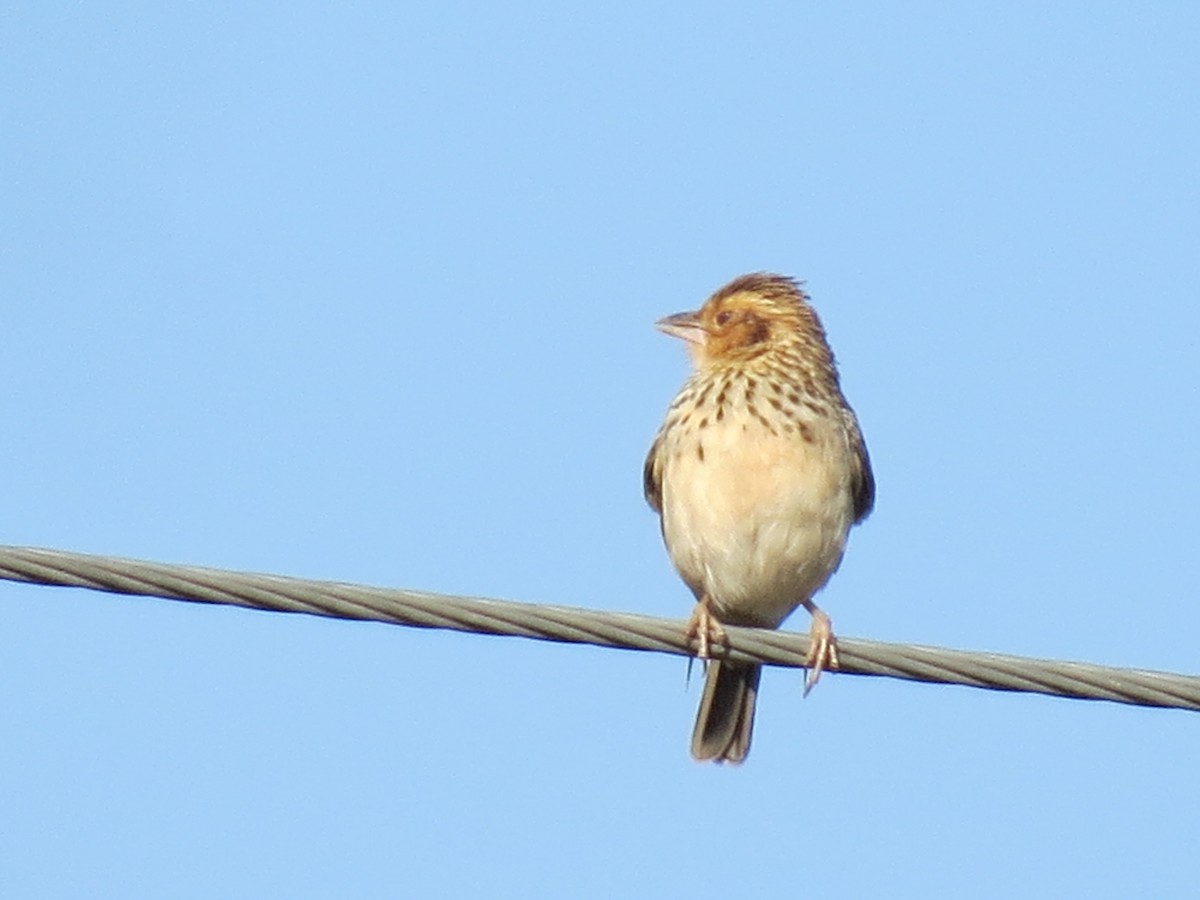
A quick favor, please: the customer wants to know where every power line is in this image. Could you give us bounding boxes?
[1,544,1196,712]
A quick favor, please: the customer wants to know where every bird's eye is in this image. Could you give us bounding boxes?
[715,311,732,326]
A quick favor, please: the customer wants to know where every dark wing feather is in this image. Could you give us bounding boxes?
[643,433,664,514]
[845,410,875,523]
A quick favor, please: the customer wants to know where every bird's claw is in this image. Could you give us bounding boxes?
[803,607,839,697]
[686,600,728,663]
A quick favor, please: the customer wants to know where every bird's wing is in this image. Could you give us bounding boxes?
[845,410,875,523]
[643,433,664,514]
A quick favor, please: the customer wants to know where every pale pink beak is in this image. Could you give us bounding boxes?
[655,310,707,345]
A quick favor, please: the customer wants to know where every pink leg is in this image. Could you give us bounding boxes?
[801,600,839,696]
[686,597,728,661]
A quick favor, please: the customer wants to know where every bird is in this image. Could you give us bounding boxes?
[644,272,874,764]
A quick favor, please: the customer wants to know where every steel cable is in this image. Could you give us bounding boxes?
[1,544,1196,711]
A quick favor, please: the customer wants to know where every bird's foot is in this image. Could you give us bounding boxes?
[686,599,728,662]
[802,604,839,697]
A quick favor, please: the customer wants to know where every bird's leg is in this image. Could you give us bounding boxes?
[686,596,728,662]
[801,599,839,696]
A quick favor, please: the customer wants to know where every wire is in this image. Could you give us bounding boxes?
[1,544,1196,712]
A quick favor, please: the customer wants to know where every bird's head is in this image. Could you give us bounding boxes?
[656,273,826,370]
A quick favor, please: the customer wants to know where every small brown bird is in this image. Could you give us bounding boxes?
[644,273,874,763]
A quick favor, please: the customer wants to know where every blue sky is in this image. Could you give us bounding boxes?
[3,4,1199,897]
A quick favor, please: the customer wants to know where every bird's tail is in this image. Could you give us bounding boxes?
[691,661,761,764]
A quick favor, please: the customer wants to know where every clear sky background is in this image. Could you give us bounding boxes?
[3,4,1199,898]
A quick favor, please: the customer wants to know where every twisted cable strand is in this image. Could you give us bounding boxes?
[1,545,1196,712]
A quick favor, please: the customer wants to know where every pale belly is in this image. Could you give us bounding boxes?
[660,423,855,628]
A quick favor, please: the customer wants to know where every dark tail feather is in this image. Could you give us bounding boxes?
[690,662,761,764]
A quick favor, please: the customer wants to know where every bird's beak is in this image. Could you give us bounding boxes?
[655,310,706,345]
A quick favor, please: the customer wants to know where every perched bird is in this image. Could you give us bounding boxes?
[644,273,874,764]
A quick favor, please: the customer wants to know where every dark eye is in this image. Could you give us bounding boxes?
[715,310,732,326]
